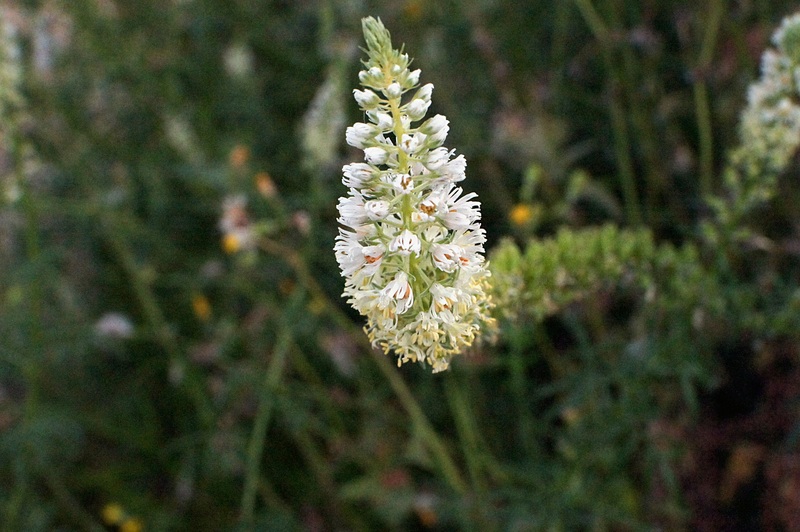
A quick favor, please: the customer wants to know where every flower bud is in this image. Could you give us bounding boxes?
[374,111,393,130]
[364,146,389,165]
[405,98,431,121]
[353,88,380,109]
[425,147,451,170]
[406,69,421,86]
[342,163,375,189]
[421,114,449,138]
[381,272,414,314]
[385,82,402,99]
[432,244,463,272]
[392,173,414,194]
[346,122,377,149]
[414,83,434,102]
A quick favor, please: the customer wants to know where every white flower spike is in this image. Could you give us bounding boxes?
[334,16,495,372]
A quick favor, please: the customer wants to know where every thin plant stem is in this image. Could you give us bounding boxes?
[10,110,44,420]
[694,82,714,195]
[100,216,215,429]
[290,427,369,531]
[43,473,105,532]
[444,374,485,491]
[574,0,642,225]
[508,325,536,454]
[608,0,664,221]
[443,371,493,532]
[287,342,348,434]
[369,351,468,493]
[8,107,48,526]
[573,0,609,40]
[604,54,643,226]
[551,1,573,98]
[259,237,468,494]
[239,287,304,525]
[694,0,725,196]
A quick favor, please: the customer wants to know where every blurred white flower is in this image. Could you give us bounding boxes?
[219,195,256,253]
[95,312,135,339]
[222,42,254,78]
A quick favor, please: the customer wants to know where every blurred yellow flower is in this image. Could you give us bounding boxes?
[307,297,325,315]
[509,203,534,226]
[192,294,212,322]
[101,502,124,525]
[121,517,144,532]
[222,233,241,254]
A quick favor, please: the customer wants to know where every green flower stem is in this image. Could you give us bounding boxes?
[551,1,573,96]
[694,82,714,195]
[507,325,536,454]
[260,237,467,494]
[389,95,409,173]
[573,0,608,41]
[608,0,665,221]
[574,0,642,225]
[239,287,304,525]
[694,0,725,196]
[605,59,643,226]
[9,118,47,530]
[389,90,413,227]
[42,472,105,532]
[369,349,468,494]
[444,373,494,529]
[287,342,348,433]
[10,118,44,421]
[443,372,487,492]
[290,427,369,531]
[100,215,215,429]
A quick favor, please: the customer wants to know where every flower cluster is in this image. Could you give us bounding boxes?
[335,17,494,372]
[731,12,800,195]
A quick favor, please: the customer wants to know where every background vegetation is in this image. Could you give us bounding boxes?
[2,0,800,530]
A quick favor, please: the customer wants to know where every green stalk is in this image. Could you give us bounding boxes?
[43,473,105,532]
[694,0,725,196]
[288,342,347,434]
[291,428,369,531]
[7,101,45,527]
[574,0,642,225]
[370,352,467,493]
[443,372,487,499]
[239,287,304,525]
[551,2,573,97]
[508,325,536,454]
[8,100,45,420]
[260,238,467,493]
[694,82,714,196]
[101,216,215,429]
[608,0,664,221]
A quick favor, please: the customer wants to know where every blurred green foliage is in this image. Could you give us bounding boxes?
[2,0,800,530]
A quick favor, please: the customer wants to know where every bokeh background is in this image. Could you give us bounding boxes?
[2,0,800,530]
